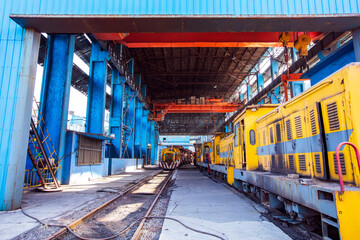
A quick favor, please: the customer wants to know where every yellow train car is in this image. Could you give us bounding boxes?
[219,133,235,166]
[256,64,360,186]
[232,105,278,171]
[194,143,202,165]
[211,132,229,165]
[201,141,211,163]
[199,64,360,239]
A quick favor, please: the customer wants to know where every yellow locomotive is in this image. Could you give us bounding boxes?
[160,147,180,169]
[197,63,360,239]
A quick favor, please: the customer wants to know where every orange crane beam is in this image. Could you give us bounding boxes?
[152,100,243,121]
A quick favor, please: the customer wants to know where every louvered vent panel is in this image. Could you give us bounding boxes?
[309,110,317,135]
[314,154,322,173]
[295,116,303,137]
[327,102,340,131]
[333,153,346,175]
[276,123,281,142]
[298,154,307,171]
[270,127,274,144]
[286,120,292,140]
[288,155,295,170]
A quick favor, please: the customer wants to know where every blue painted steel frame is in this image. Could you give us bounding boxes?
[109,70,124,158]
[40,34,75,183]
[86,42,109,135]
[303,40,356,85]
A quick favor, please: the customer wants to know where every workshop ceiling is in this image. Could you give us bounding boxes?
[130,47,267,100]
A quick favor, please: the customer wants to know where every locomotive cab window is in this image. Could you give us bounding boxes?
[216,145,220,155]
[249,130,256,145]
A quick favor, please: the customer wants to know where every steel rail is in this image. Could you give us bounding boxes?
[130,170,175,240]
[46,170,163,240]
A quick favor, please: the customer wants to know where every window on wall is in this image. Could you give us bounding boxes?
[234,122,240,146]
[249,130,256,145]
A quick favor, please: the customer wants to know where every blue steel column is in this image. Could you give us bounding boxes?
[0,29,41,210]
[147,118,152,164]
[86,42,109,134]
[247,83,252,101]
[142,108,149,161]
[352,28,360,62]
[40,34,75,183]
[270,87,281,104]
[134,73,142,158]
[135,100,143,158]
[109,70,124,158]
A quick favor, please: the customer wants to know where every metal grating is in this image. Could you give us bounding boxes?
[270,127,274,144]
[327,102,340,131]
[333,153,346,175]
[276,123,281,143]
[295,116,303,137]
[288,155,295,171]
[310,110,317,135]
[298,154,307,171]
[315,154,322,173]
[286,119,292,140]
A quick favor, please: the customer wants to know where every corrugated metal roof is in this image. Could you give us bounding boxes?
[8,0,360,15]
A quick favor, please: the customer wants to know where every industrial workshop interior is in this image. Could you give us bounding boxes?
[2,1,360,240]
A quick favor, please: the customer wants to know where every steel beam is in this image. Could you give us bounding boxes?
[95,32,322,48]
[109,70,124,158]
[135,99,143,158]
[40,34,75,183]
[142,108,149,161]
[352,28,360,62]
[96,40,149,110]
[86,42,109,134]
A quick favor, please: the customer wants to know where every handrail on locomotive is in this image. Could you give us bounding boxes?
[335,142,360,198]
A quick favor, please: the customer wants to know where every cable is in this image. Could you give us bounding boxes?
[21,207,225,240]
[57,148,78,162]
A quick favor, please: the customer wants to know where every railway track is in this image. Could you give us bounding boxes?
[46,170,175,240]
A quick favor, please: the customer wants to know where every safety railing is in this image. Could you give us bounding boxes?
[24,97,61,189]
[335,142,360,195]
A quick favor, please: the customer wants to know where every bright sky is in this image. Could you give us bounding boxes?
[34,64,88,118]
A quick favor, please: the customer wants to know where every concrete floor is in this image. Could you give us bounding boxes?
[0,168,161,240]
[159,168,291,240]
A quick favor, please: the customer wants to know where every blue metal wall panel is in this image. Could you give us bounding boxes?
[8,0,360,16]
